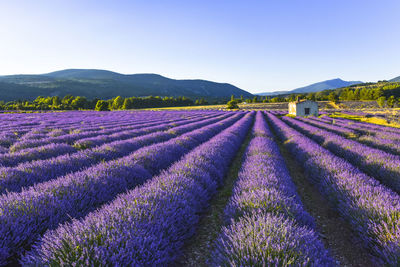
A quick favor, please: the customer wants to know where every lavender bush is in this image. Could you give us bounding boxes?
[267,112,400,266]
[20,113,254,266]
[282,116,400,193]
[210,111,333,266]
[0,112,243,264]
[0,113,231,194]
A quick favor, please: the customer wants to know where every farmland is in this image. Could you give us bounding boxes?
[0,110,399,266]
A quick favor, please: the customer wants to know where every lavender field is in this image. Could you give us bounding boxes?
[0,110,399,266]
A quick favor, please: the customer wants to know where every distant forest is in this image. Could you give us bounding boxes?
[262,81,400,107]
[0,95,208,111]
[1,81,400,111]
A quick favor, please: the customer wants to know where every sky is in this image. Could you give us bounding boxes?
[0,0,399,93]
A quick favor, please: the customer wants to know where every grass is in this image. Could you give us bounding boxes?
[327,101,340,109]
[142,104,226,110]
[330,112,400,128]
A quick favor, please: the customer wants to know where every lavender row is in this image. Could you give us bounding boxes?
[0,113,232,195]
[0,112,244,264]
[282,116,400,193]
[22,112,212,152]
[0,144,77,167]
[0,113,154,144]
[0,114,218,167]
[210,112,333,266]
[2,111,210,147]
[321,116,400,139]
[313,115,400,142]
[0,110,198,132]
[21,113,254,266]
[296,116,357,137]
[312,116,400,155]
[0,113,213,151]
[267,113,400,266]
[12,118,156,143]
[358,134,400,155]
[9,113,202,152]
[71,114,206,150]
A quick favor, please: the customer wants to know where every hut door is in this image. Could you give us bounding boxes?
[304,108,310,115]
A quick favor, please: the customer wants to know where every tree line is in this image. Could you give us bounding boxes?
[0,95,209,111]
[227,82,400,108]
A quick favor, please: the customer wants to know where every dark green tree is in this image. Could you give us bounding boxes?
[387,95,395,108]
[377,96,386,108]
[95,100,110,111]
[226,100,239,109]
[71,96,88,109]
[52,96,61,106]
[111,96,124,110]
[328,92,338,103]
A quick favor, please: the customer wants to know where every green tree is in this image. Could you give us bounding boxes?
[111,96,124,110]
[71,96,87,109]
[328,92,338,103]
[305,93,315,101]
[95,100,109,111]
[373,88,384,100]
[52,96,61,106]
[226,100,239,109]
[346,90,355,100]
[387,95,395,108]
[198,98,207,105]
[122,98,133,109]
[62,95,75,105]
[353,88,360,100]
[270,97,280,103]
[377,96,386,108]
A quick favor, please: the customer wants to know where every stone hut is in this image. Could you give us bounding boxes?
[288,100,318,116]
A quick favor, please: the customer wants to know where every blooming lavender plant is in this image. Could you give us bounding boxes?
[0,112,244,265]
[308,116,400,155]
[210,111,333,266]
[267,112,400,266]
[20,112,254,266]
[282,116,400,193]
[0,113,232,194]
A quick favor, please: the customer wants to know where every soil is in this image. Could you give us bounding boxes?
[276,139,378,267]
[174,126,254,266]
[175,115,379,267]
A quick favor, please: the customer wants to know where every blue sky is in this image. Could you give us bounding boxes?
[1,0,399,93]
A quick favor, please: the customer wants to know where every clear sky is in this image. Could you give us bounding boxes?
[1,0,399,93]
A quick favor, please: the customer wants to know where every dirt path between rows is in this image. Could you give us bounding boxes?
[174,126,254,266]
[276,139,378,267]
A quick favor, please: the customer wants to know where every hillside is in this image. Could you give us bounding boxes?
[258,78,362,96]
[390,76,400,82]
[0,69,253,102]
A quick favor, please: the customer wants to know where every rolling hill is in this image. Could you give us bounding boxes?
[390,76,400,82]
[258,78,362,96]
[0,69,253,102]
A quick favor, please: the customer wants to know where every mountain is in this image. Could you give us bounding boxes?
[390,76,400,82]
[257,78,362,96]
[257,90,290,96]
[0,69,253,102]
[291,78,362,93]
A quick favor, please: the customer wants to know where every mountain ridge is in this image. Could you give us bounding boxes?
[258,78,363,96]
[390,76,400,82]
[0,69,253,102]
